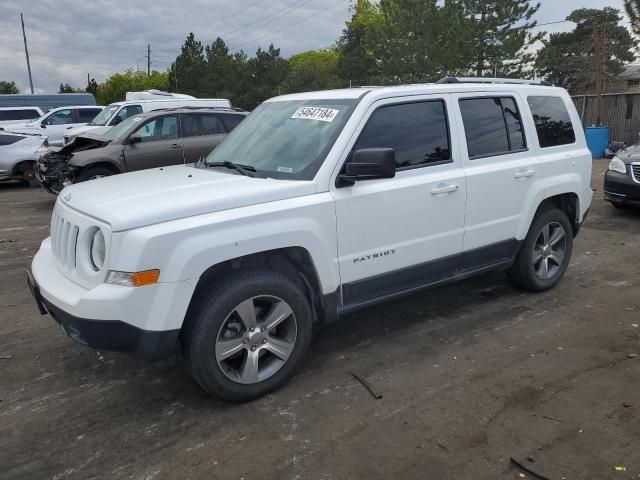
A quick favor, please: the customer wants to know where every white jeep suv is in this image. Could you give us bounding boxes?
[29,78,593,401]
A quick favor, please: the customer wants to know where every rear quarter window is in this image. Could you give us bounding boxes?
[0,109,41,121]
[527,96,576,148]
[220,114,245,132]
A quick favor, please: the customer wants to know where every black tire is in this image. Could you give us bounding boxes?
[184,269,312,401]
[76,165,116,183]
[507,208,574,292]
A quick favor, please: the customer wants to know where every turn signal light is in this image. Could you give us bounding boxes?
[107,269,160,287]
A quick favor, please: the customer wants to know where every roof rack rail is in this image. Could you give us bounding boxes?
[436,76,553,87]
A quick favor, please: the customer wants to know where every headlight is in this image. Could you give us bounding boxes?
[608,157,627,174]
[107,269,160,287]
[89,229,106,271]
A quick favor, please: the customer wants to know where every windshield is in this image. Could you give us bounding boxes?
[205,98,358,180]
[102,114,145,140]
[90,104,120,126]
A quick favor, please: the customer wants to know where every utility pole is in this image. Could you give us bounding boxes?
[147,44,151,76]
[87,73,90,88]
[593,20,605,125]
[20,13,34,94]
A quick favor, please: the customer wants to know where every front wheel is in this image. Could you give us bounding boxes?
[184,269,313,401]
[507,208,574,292]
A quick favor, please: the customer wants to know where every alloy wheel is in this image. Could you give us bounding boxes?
[215,295,297,384]
[533,221,566,280]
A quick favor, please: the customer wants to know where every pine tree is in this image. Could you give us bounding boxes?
[169,33,207,96]
[625,0,640,36]
[454,0,543,77]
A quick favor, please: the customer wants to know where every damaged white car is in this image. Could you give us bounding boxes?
[0,132,48,183]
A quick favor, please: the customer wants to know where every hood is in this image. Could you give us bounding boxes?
[66,125,109,137]
[617,144,640,164]
[59,164,317,232]
[61,133,111,155]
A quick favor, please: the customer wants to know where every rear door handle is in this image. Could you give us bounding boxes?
[514,168,535,179]
[430,183,459,195]
[170,143,181,150]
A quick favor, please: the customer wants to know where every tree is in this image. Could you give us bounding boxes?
[282,49,339,93]
[86,77,99,97]
[96,69,169,104]
[58,83,80,93]
[0,81,19,94]
[625,0,640,36]
[168,33,207,96]
[204,37,233,97]
[535,8,636,93]
[336,0,383,86]
[238,44,289,109]
[453,0,543,77]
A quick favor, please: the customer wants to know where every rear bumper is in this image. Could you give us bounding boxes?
[27,268,180,359]
[604,170,640,207]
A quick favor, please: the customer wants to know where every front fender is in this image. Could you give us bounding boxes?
[108,193,340,295]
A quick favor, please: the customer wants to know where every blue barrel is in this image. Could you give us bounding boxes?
[585,125,609,158]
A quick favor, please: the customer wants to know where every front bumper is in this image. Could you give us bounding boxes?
[27,270,179,358]
[29,240,196,359]
[604,170,640,207]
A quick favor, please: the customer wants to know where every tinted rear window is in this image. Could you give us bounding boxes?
[76,108,102,123]
[527,96,576,148]
[459,97,527,158]
[0,134,24,145]
[220,114,245,132]
[0,109,40,121]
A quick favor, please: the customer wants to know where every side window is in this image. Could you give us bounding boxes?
[75,108,102,123]
[43,109,73,126]
[180,114,200,138]
[354,100,451,170]
[527,96,576,148]
[114,105,143,124]
[199,114,224,135]
[459,97,527,159]
[220,114,244,132]
[135,115,178,142]
[0,109,40,121]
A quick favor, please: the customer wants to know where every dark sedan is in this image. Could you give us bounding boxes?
[604,145,640,208]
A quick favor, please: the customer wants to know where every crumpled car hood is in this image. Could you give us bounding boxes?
[59,164,316,232]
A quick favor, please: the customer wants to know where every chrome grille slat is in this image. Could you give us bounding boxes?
[631,163,640,184]
[50,209,80,271]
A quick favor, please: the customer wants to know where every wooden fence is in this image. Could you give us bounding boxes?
[572,93,640,145]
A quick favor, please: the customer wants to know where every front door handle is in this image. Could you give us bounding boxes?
[430,183,459,195]
[514,168,535,179]
[170,144,181,150]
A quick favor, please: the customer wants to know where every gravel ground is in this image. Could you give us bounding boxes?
[0,159,639,480]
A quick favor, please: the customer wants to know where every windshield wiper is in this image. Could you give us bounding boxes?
[206,160,256,177]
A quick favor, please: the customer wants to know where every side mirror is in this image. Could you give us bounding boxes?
[337,148,396,187]
[112,116,123,126]
[40,124,46,129]
[128,133,142,145]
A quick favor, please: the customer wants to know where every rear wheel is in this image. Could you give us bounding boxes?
[184,269,312,401]
[507,208,573,292]
[76,165,116,183]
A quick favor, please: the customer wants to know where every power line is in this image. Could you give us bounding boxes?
[223,0,314,41]
[229,0,348,50]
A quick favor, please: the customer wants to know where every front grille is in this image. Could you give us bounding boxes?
[50,210,79,271]
[632,163,640,184]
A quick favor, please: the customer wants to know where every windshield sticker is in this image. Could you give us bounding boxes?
[291,107,339,123]
[277,166,293,173]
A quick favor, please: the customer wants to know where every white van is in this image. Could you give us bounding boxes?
[63,90,233,144]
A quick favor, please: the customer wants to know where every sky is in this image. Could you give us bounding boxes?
[0,0,630,94]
